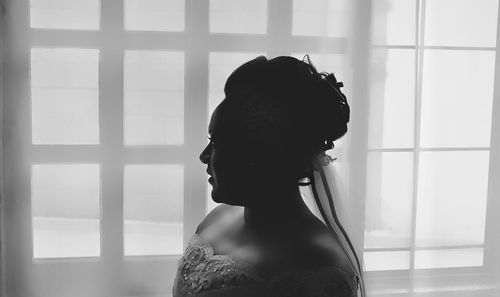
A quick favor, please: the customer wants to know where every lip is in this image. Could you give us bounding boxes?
[208,176,214,184]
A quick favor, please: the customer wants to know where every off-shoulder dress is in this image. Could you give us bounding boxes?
[172,233,358,297]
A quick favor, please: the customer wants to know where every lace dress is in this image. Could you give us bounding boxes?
[172,234,358,297]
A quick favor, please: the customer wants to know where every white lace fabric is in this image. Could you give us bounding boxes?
[172,234,358,297]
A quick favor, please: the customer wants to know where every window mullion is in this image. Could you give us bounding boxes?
[100,0,125,295]
[30,30,101,48]
[183,0,210,247]
[208,35,268,52]
[267,0,293,57]
[123,32,186,51]
[3,0,35,296]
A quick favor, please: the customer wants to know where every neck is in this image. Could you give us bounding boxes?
[243,185,313,231]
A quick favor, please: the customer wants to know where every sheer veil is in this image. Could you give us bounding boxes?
[299,155,366,297]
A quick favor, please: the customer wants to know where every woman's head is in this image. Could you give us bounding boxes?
[200,55,350,207]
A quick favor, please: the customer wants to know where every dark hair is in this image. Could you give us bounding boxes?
[223,55,350,182]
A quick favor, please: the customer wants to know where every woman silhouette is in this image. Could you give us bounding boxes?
[173,55,365,297]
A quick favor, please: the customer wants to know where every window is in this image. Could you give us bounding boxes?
[366,0,500,295]
[3,0,354,296]
[2,0,499,296]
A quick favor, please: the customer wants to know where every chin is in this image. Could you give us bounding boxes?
[209,188,224,203]
[211,189,243,206]
[212,195,231,205]
[220,200,243,207]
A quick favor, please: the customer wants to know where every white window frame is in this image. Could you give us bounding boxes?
[1,1,357,296]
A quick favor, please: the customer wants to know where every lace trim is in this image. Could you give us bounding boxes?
[174,234,263,296]
[190,234,263,278]
[174,234,358,297]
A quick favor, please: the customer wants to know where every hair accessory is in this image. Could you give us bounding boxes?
[314,151,338,168]
[325,73,344,89]
[298,152,338,186]
[322,73,346,100]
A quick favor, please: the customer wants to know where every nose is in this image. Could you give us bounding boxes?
[199,143,212,164]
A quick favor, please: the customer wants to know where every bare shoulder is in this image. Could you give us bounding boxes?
[195,204,243,235]
[273,228,359,296]
[300,224,357,277]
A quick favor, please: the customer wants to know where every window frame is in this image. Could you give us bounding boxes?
[1,0,353,296]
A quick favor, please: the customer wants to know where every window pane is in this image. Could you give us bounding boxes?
[32,164,100,258]
[125,0,184,31]
[124,165,183,256]
[209,52,263,116]
[124,51,184,145]
[31,0,99,30]
[372,0,416,45]
[292,0,351,37]
[363,251,410,271]
[416,151,489,247]
[425,0,498,47]
[364,152,414,248]
[31,48,99,144]
[420,50,495,148]
[415,248,484,269]
[210,0,267,34]
[368,49,415,149]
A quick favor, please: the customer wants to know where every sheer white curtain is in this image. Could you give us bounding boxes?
[347,0,500,296]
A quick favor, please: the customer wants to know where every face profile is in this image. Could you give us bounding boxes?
[199,102,244,205]
[199,100,266,207]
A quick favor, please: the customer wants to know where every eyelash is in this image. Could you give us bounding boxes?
[208,137,215,145]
